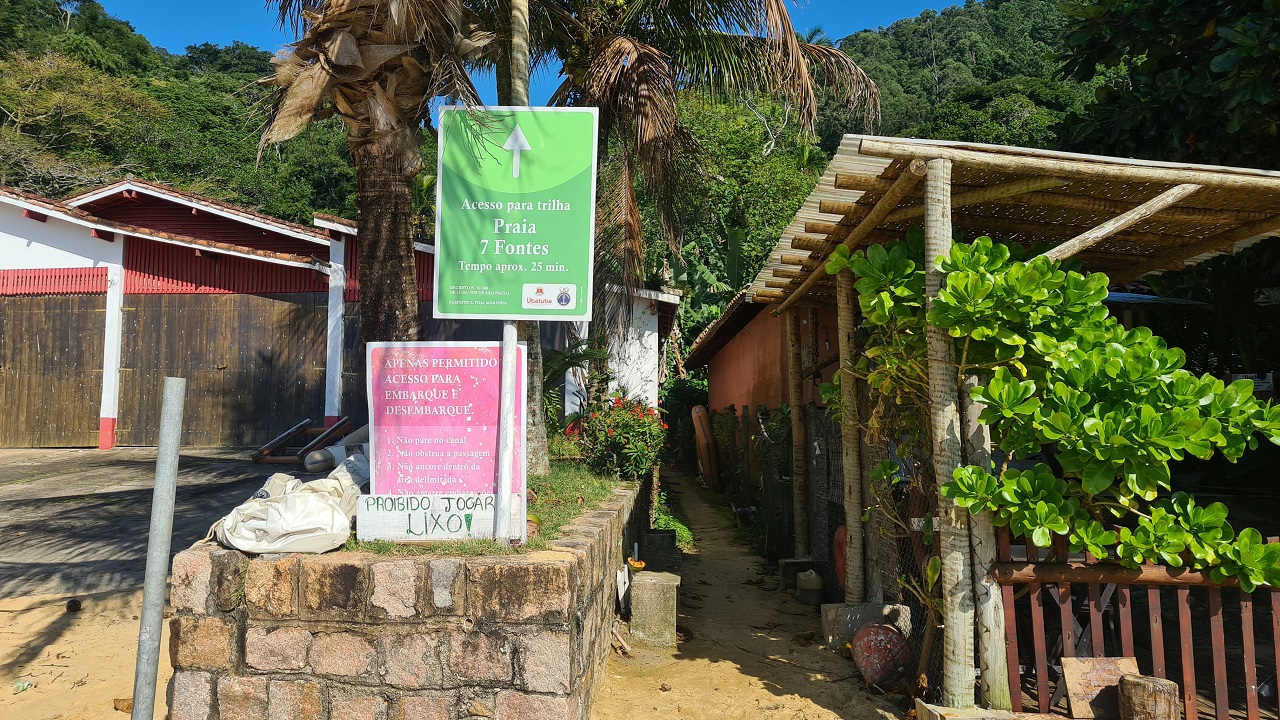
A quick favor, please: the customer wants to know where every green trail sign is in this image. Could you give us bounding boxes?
[433,107,599,321]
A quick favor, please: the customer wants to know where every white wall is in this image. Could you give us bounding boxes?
[608,297,661,407]
[0,203,123,269]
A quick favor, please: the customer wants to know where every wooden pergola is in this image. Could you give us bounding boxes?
[746,136,1280,710]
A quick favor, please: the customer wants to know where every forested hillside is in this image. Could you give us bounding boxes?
[0,0,355,221]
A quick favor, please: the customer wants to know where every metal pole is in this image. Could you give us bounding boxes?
[494,321,518,541]
[131,377,186,720]
[494,0,531,543]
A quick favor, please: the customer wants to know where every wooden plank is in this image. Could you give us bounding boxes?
[1061,656,1140,719]
[1269,532,1280,720]
[1117,585,1135,658]
[1027,538,1051,713]
[1241,592,1259,720]
[1177,587,1196,720]
[887,176,1067,222]
[992,562,1241,587]
[1056,537,1076,660]
[1113,214,1280,282]
[1207,588,1229,720]
[998,528,1022,712]
[1148,583,1166,678]
[1086,553,1106,657]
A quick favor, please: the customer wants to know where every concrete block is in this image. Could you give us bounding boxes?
[629,571,680,646]
[641,530,682,573]
[216,676,268,720]
[369,559,419,619]
[466,554,574,623]
[820,603,913,645]
[169,671,213,720]
[777,558,818,590]
[169,616,237,671]
[301,552,371,620]
[245,555,299,618]
[310,632,377,678]
[245,626,311,672]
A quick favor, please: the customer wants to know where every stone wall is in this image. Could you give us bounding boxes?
[167,482,640,720]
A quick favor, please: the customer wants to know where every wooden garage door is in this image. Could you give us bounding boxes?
[116,293,326,447]
[0,295,105,447]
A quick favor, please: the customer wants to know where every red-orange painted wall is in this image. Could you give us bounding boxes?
[707,310,786,413]
[705,307,840,413]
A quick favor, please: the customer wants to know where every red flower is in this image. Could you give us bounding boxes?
[591,413,598,419]
[607,429,614,436]
[661,422,668,429]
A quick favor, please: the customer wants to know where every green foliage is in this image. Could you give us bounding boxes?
[832,0,1085,149]
[578,394,667,482]
[1061,0,1280,168]
[653,491,695,552]
[834,232,1280,589]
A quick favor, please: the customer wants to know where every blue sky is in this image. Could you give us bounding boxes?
[100,0,945,104]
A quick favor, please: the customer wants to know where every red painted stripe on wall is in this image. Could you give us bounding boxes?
[123,237,327,294]
[0,267,109,295]
[342,235,434,302]
[98,417,117,450]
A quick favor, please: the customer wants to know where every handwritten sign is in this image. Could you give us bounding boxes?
[358,342,526,541]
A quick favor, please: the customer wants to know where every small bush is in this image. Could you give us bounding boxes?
[579,394,666,481]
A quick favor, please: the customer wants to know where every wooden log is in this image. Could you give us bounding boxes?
[819,199,861,215]
[805,221,842,235]
[858,136,1280,193]
[252,418,312,462]
[1041,184,1203,261]
[962,375,1011,709]
[787,310,809,558]
[775,159,928,314]
[887,176,1066,223]
[773,268,804,279]
[924,157,976,709]
[1119,675,1181,720]
[948,212,1186,247]
[836,271,864,603]
[754,288,786,301]
[834,174,894,193]
[1113,213,1280,282]
[991,561,1240,587]
[791,235,838,253]
[780,252,819,267]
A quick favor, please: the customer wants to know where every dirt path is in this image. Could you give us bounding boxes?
[591,471,900,720]
[0,589,169,720]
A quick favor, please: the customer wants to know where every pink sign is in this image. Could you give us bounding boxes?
[366,342,525,496]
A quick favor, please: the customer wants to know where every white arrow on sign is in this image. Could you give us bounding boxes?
[503,124,531,178]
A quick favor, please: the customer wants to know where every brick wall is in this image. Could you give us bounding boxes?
[167,482,641,720]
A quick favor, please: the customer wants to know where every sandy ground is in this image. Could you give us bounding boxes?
[0,589,170,720]
[591,472,902,720]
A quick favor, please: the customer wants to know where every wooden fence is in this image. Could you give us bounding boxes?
[993,527,1279,720]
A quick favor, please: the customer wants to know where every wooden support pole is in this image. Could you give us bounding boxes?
[775,160,928,314]
[836,271,865,602]
[1113,213,1280,283]
[924,157,976,709]
[962,375,1011,710]
[1040,183,1203,261]
[1119,675,1180,720]
[787,310,809,558]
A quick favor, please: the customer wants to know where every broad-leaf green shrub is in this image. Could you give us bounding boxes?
[830,232,1280,591]
[578,394,666,482]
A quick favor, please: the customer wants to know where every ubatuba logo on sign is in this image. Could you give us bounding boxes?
[523,283,574,310]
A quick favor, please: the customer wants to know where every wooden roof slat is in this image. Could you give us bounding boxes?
[887,176,1066,223]
[776,159,929,313]
[1043,184,1203,261]
[1114,214,1280,283]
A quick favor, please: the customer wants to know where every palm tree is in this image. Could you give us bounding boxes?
[525,0,878,320]
[259,0,492,342]
[480,1,878,470]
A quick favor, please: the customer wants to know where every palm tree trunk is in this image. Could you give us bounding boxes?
[505,0,551,475]
[351,128,421,343]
